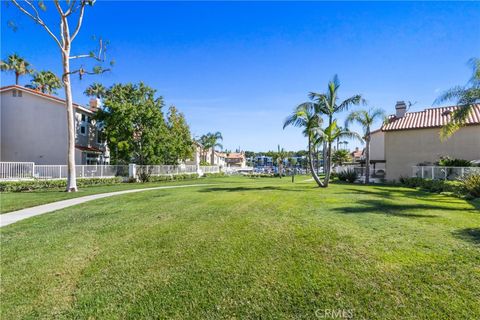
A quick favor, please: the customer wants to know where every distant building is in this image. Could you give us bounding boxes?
[350,147,364,162]
[186,142,226,167]
[224,152,246,167]
[0,85,109,165]
[255,155,273,167]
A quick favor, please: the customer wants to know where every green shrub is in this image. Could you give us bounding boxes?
[337,169,358,183]
[460,173,480,198]
[246,173,274,178]
[203,172,225,178]
[0,177,124,193]
[147,173,199,182]
[436,156,471,167]
[398,176,474,198]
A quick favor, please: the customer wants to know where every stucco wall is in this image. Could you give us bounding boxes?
[369,130,385,161]
[1,89,100,164]
[385,126,480,180]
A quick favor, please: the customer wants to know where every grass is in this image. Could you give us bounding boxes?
[0,176,247,213]
[1,176,479,319]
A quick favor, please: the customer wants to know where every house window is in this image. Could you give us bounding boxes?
[12,90,17,97]
[81,114,86,122]
[97,131,104,144]
[80,125,86,135]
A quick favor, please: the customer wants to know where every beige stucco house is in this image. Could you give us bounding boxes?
[186,142,226,167]
[0,85,109,165]
[375,101,480,181]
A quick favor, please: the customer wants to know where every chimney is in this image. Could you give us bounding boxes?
[89,98,101,112]
[395,101,407,118]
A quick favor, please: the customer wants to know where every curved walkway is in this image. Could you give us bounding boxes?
[0,184,217,228]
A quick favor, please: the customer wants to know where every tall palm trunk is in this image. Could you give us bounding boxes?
[15,72,20,85]
[323,141,332,187]
[61,33,77,192]
[308,136,324,187]
[364,135,371,184]
[211,148,215,165]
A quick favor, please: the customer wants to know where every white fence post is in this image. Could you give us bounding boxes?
[129,163,137,180]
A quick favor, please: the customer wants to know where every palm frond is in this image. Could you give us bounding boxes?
[434,86,466,105]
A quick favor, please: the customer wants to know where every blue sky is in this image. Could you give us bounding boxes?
[2,1,479,152]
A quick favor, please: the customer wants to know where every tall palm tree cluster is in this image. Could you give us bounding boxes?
[284,75,385,187]
[197,132,223,165]
[1,53,62,94]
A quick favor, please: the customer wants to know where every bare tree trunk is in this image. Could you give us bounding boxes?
[15,73,20,85]
[62,39,78,192]
[365,136,370,184]
[308,137,324,187]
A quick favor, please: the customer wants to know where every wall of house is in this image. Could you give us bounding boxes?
[369,131,385,161]
[385,126,480,180]
[0,89,100,164]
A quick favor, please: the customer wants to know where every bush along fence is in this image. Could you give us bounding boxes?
[412,166,480,180]
[0,162,221,182]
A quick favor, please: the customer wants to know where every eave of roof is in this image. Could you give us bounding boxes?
[75,145,103,152]
[0,85,93,114]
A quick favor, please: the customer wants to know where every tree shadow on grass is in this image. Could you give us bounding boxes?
[198,186,304,193]
[338,186,475,207]
[452,228,480,245]
[332,199,456,218]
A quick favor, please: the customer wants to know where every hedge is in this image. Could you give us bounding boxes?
[0,177,124,192]
[398,175,480,198]
[146,173,199,182]
[202,172,225,178]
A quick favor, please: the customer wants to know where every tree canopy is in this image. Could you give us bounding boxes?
[96,83,167,165]
[28,70,62,94]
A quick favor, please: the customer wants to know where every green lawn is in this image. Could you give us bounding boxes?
[0,176,248,213]
[1,177,479,319]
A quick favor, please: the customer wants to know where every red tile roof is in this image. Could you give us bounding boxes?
[225,152,245,159]
[0,85,93,114]
[382,104,480,131]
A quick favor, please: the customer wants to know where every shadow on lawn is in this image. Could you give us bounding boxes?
[452,228,480,245]
[333,199,451,218]
[198,186,304,193]
[339,186,476,207]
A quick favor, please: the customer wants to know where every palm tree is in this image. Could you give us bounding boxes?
[435,58,480,139]
[307,75,363,185]
[345,108,385,184]
[283,102,325,187]
[84,82,107,99]
[199,132,223,165]
[276,145,288,178]
[29,71,62,94]
[0,53,34,85]
[313,120,362,186]
[332,149,351,166]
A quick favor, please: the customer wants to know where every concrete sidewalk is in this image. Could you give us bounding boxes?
[1,184,216,228]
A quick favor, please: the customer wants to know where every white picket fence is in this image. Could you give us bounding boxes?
[0,162,222,181]
[200,166,220,174]
[0,162,35,180]
[136,165,198,176]
[412,166,480,180]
